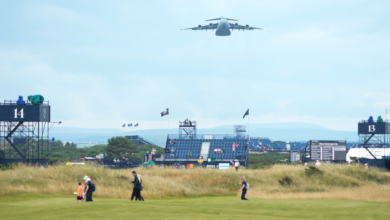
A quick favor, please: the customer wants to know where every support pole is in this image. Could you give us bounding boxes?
[363,134,377,159]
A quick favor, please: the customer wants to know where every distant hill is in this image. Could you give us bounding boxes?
[49,123,358,147]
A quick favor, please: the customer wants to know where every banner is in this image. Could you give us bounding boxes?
[219,163,229,169]
[207,158,215,163]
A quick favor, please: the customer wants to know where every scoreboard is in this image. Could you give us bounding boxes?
[310,140,347,161]
[0,104,50,122]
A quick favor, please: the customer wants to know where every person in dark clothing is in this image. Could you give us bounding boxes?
[130,171,144,201]
[130,171,139,200]
[368,116,374,123]
[86,179,93,202]
[239,176,248,200]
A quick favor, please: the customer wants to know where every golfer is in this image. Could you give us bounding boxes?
[83,176,89,200]
[234,159,240,171]
[239,176,248,200]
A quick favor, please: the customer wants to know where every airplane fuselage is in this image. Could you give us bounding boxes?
[215,19,231,36]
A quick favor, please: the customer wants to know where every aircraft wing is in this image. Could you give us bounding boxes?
[181,23,218,30]
[229,23,265,30]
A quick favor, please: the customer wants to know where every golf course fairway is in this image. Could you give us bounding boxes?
[0,193,389,219]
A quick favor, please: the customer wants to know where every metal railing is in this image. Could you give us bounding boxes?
[1,100,50,105]
[360,119,389,123]
[168,134,250,140]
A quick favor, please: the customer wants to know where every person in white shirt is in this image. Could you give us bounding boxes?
[234,159,240,171]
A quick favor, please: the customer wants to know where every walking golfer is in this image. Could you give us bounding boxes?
[234,159,240,171]
[239,176,248,200]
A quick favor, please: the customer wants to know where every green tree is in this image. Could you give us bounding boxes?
[106,137,139,158]
[88,149,101,157]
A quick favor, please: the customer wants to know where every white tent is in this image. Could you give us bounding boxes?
[346,148,390,162]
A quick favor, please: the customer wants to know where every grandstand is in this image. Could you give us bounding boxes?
[125,135,155,146]
[164,134,248,160]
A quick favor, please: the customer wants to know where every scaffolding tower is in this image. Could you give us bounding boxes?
[358,119,390,159]
[179,119,197,139]
[0,100,56,164]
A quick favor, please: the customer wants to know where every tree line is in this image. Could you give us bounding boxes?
[0,136,164,164]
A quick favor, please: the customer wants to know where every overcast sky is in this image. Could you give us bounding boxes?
[1,0,389,131]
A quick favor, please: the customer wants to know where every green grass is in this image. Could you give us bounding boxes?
[249,152,289,164]
[0,193,389,220]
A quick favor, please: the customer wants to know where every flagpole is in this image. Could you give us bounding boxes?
[247,109,249,139]
[247,110,249,168]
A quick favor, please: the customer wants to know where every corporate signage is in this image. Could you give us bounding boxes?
[219,163,229,170]
[198,159,203,163]
[207,158,215,163]
[206,165,215,168]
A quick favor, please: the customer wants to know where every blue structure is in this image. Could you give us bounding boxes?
[165,137,247,159]
[125,135,155,145]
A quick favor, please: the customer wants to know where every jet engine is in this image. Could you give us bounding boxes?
[245,24,249,29]
[198,25,202,29]
[235,23,238,27]
[209,23,213,27]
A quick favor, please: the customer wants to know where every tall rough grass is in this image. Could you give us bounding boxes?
[1,163,390,202]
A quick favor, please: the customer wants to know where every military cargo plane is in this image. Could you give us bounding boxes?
[182,17,265,36]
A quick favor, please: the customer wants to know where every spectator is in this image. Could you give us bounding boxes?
[151,148,156,161]
[239,176,248,200]
[368,116,374,123]
[214,148,217,154]
[234,159,240,171]
[378,115,384,122]
[76,182,84,203]
[170,148,175,156]
[188,151,192,156]
[113,158,117,163]
[232,143,236,151]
